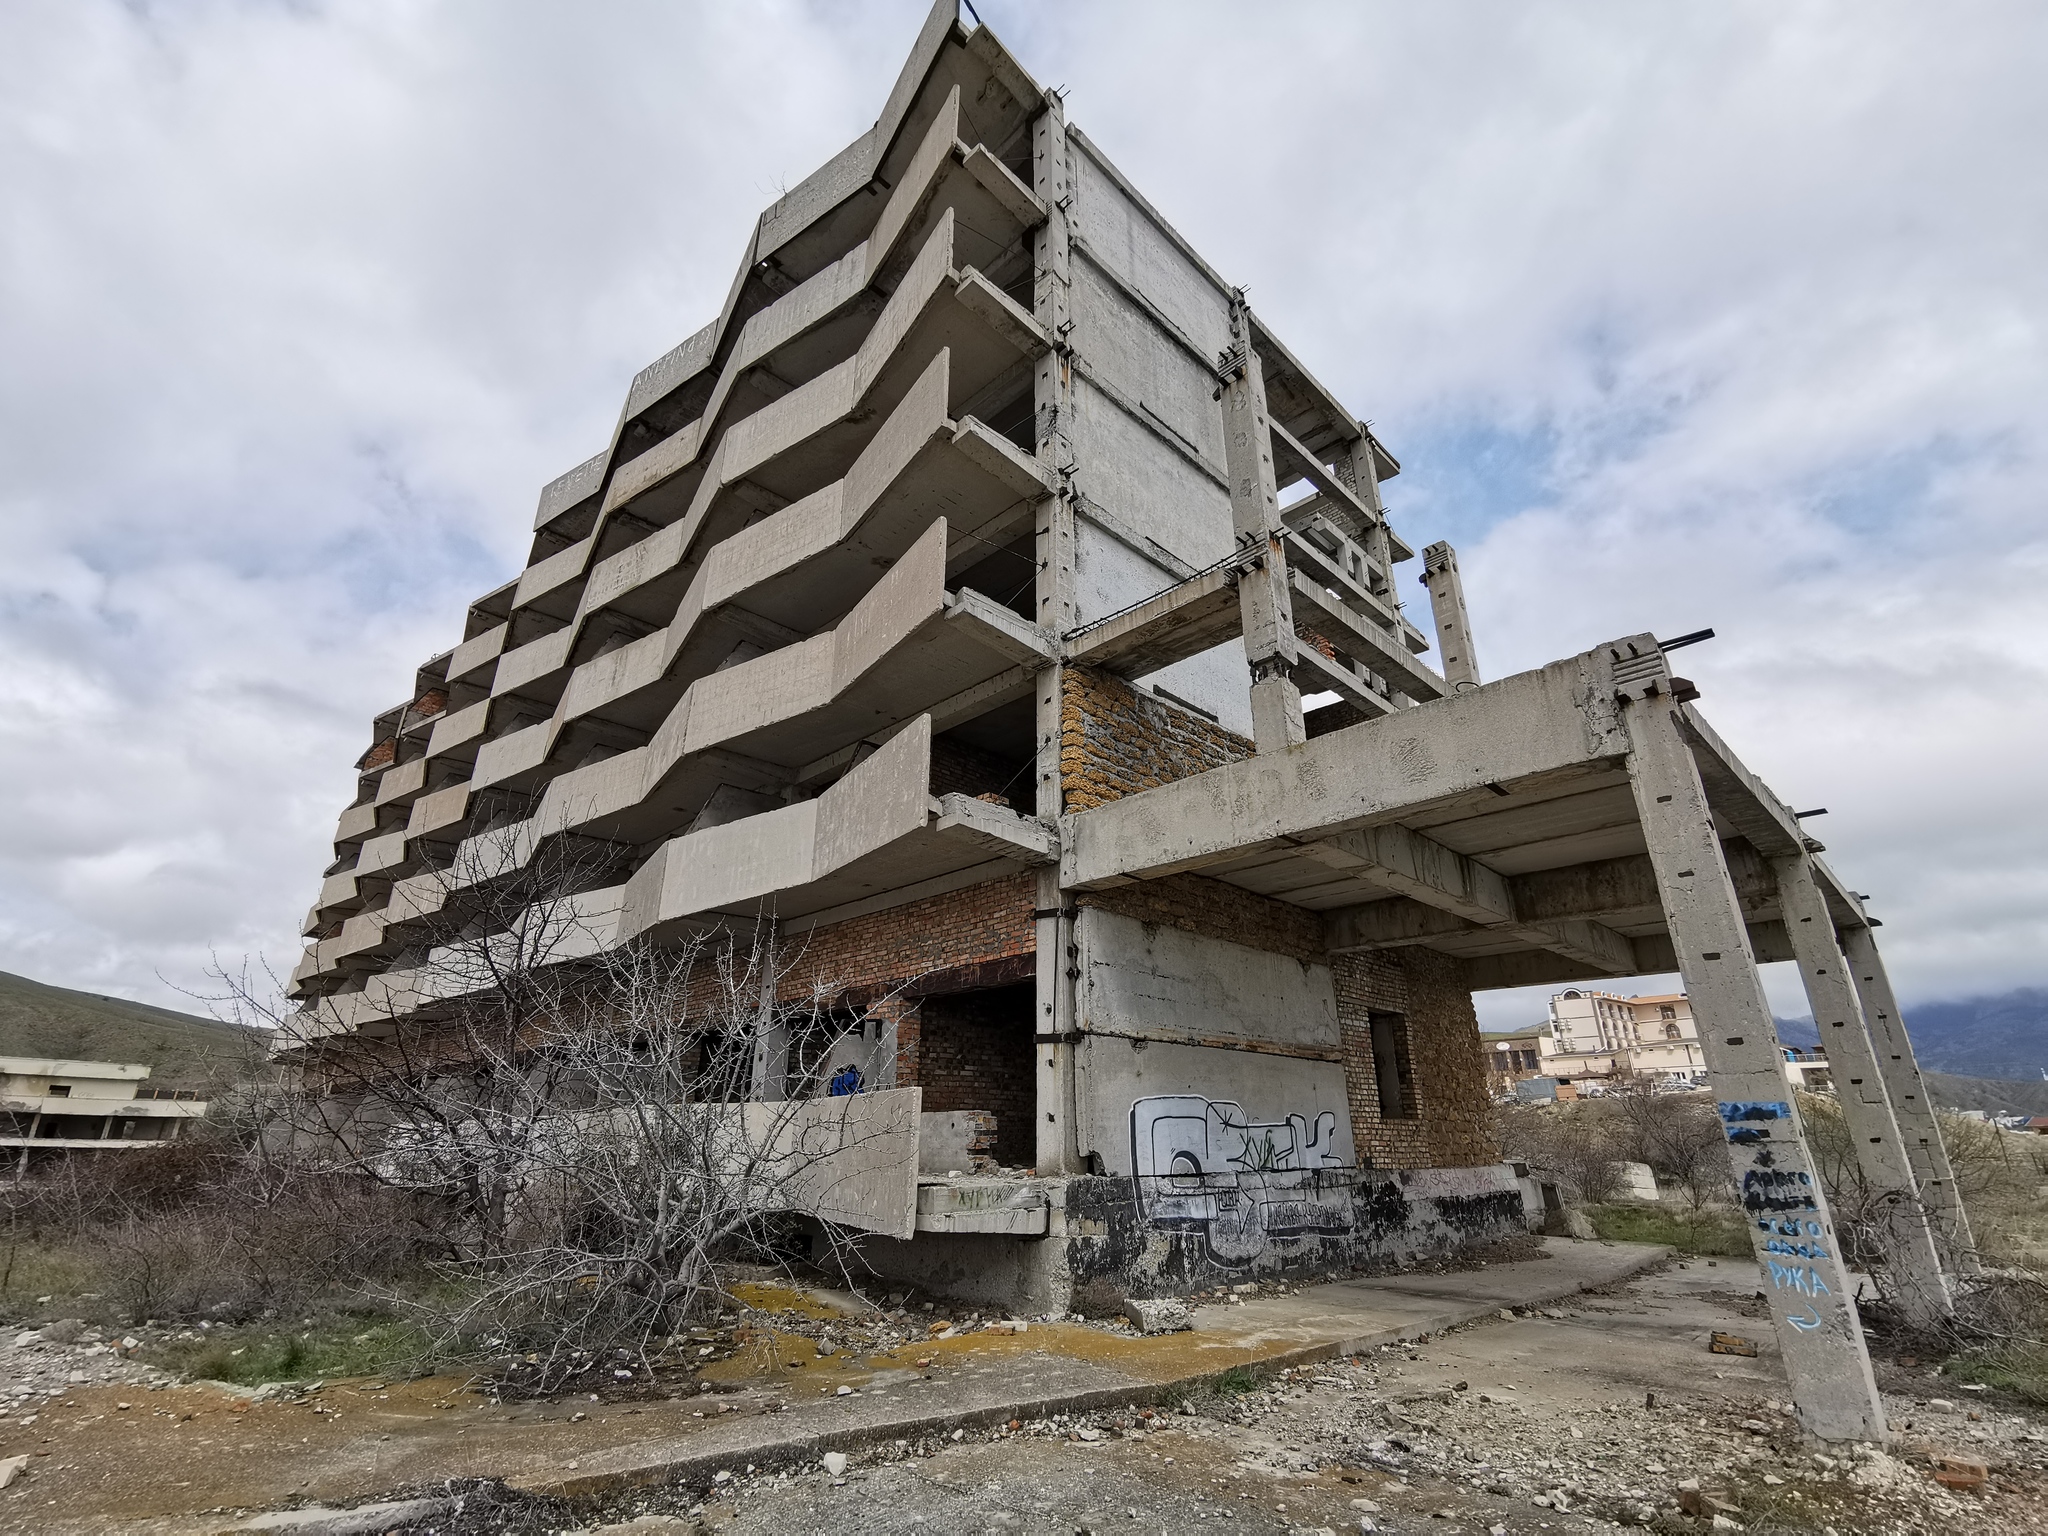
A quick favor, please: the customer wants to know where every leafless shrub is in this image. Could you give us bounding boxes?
[1495,1100,1624,1205]
[205,804,909,1385]
[1605,1080,1731,1209]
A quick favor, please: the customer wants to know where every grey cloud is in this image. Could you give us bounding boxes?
[2,0,2041,1028]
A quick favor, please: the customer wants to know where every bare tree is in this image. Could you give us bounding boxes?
[1606,1079,1731,1210]
[211,806,915,1385]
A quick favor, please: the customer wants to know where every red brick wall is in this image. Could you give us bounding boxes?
[1060,666,1252,812]
[1333,948,1496,1170]
[779,873,1036,1003]
[914,983,1035,1167]
[776,874,1038,1103]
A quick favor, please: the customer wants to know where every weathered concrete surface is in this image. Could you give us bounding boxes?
[502,1238,1664,1500]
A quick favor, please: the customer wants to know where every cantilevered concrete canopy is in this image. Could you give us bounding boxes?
[1063,634,1873,992]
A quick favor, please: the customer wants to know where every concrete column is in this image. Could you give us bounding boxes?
[1839,924,1979,1272]
[1418,542,1480,689]
[1774,856,1951,1322]
[1343,434,1409,707]
[1032,92,1083,1177]
[1220,295,1302,752]
[1625,694,1887,1443]
[750,929,788,1102]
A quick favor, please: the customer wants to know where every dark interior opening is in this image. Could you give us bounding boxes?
[915,981,1036,1168]
[1369,1009,1416,1120]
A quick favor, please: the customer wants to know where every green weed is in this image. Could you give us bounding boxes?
[1587,1202,1752,1256]
[151,1317,432,1386]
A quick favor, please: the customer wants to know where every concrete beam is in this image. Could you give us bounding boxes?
[1840,924,1980,1271]
[1063,642,1637,890]
[1221,293,1304,752]
[1287,570,1446,702]
[1307,825,1633,975]
[1419,542,1479,689]
[1065,563,1243,678]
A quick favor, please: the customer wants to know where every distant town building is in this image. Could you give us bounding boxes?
[1781,1048,1833,1094]
[1536,991,1834,1094]
[1540,988,1707,1084]
[1484,1027,1549,1095]
[0,1057,209,1174]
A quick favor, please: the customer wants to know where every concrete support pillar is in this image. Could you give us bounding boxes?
[1032,91,1083,1177]
[1342,433,1410,707]
[1774,856,1951,1322]
[1220,294,1302,752]
[750,926,787,1102]
[1625,694,1887,1443]
[1839,924,1979,1272]
[1419,542,1480,689]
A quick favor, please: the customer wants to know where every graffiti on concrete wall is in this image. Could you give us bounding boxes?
[1719,1099,1835,1333]
[1129,1094,1355,1266]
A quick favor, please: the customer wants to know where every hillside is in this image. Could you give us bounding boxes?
[0,970,266,1088]
[1925,1070,2048,1118]
[1782,985,2048,1082]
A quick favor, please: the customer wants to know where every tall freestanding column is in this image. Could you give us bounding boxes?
[1774,856,1951,1323]
[1419,542,1480,690]
[1626,693,1887,1442]
[1219,294,1303,753]
[1839,924,1978,1272]
[1031,90,1083,1176]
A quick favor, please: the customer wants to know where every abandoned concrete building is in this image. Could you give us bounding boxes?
[285,2,1974,1442]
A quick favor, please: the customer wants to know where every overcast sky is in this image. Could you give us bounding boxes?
[2,0,2042,1031]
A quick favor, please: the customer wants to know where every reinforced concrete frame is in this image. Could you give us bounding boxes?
[282,1,1967,1443]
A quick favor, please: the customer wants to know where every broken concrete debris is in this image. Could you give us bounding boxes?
[278,0,1972,1444]
[1121,1297,1193,1334]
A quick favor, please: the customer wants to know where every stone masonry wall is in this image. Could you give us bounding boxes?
[1333,947,1497,1170]
[1060,666,1252,812]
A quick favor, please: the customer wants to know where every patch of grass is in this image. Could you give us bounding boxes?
[1944,1341,2048,1406]
[0,1238,100,1313]
[151,1317,434,1386]
[1211,1365,1261,1396]
[1587,1202,1751,1257]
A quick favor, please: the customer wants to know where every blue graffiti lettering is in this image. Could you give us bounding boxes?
[1740,1167,1818,1215]
[1766,1259,1832,1298]
[1785,1305,1824,1333]
[1719,1100,1792,1124]
[1763,1237,1830,1260]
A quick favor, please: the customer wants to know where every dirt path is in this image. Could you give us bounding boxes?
[9,1254,2044,1534]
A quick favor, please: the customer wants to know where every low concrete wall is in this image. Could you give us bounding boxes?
[827,1162,1527,1312]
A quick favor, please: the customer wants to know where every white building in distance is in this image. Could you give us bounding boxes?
[1539,988,1706,1083]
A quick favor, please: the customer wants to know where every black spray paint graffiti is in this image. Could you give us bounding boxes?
[1720,1099,1831,1332]
[1128,1094,1353,1267]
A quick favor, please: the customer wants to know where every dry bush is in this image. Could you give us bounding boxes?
[206,825,909,1387]
[1602,1082,1731,1208]
[0,1127,441,1325]
[1494,1099,1625,1205]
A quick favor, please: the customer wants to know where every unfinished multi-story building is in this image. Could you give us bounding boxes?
[287,2,1971,1442]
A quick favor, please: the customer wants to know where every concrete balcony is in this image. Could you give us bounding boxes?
[291,712,1055,1024]
[445,620,508,689]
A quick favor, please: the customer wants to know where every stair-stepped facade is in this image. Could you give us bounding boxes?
[286,12,1962,1440]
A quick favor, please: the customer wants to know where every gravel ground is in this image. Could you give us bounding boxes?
[532,1263,2048,1536]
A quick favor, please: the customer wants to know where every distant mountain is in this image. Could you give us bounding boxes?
[1924,1071,2048,1118]
[0,969,266,1089]
[1781,985,2048,1083]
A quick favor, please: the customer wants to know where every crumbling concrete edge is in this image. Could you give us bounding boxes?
[511,1243,1671,1502]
